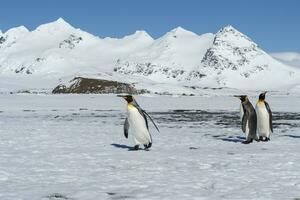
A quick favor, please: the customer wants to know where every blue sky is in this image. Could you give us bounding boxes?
[0,0,299,52]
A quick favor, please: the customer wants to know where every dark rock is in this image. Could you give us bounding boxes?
[52,77,148,94]
[114,61,207,81]
[15,66,33,74]
[15,67,25,73]
[0,36,5,45]
[46,193,69,200]
[59,34,82,49]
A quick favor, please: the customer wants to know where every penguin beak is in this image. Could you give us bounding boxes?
[117,95,126,100]
[233,95,241,98]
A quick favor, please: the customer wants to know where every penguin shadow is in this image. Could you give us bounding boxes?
[111,143,132,150]
[110,143,149,151]
[282,134,300,139]
[213,135,246,143]
[106,192,133,200]
[44,193,70,200]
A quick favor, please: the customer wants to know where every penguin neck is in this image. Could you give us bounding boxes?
[127,102,135,109]
[241,99,249,104]
[257,99,265,105]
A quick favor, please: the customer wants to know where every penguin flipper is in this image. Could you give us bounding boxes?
[132,100,159,133]
[142,110,160,133]
[242,112,248,133]
[265,102,273,133]
[124,118,129,138]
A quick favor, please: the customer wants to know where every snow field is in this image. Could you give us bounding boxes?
[0,94,299,199]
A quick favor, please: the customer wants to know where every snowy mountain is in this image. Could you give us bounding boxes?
[114,27,214,83]
[0,18,299,94]
[199,26,299,89]
[115,25,299,90]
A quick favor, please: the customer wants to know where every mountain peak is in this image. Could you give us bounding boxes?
[219,25,238,33]
[34,18,75,33]
[161,26,197,40]
[215,25,249,40]
[217,25,247,37]
[214,25,256,47]
[4,26,29,37]
[55,17,69,24]
[171,26,185,33]
[119,30,153,42]
[170,26,195,35]
[133,30,153,39]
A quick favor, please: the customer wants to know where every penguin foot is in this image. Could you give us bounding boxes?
[129,145,139,151]
[259,137,270,142]
[144,143,152,149]
[242,139,253,144]
[143,143,152,151]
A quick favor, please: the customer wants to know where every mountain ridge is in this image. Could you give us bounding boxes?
[0,18,299,94]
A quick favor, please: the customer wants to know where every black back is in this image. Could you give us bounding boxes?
[241,99,257,140]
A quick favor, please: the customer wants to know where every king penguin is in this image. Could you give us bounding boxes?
[118,95,160,150]
[234,95,258,144]
[255,91,273,142]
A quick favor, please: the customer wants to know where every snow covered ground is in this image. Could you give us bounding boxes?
[0,94,300,200]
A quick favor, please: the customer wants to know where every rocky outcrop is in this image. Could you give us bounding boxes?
[52,77,148,94]
[59,34,82,49]
[114,61,206,81]
[0,36,5,44]
[201,25,268,76]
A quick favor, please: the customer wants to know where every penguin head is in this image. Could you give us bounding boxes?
[118,95,134,103]
[234,95,248,103]
[259,91,267,101]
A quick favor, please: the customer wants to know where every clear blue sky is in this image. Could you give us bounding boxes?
[0,0,299,52]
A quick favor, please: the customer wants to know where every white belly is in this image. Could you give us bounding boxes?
[255,103,271,137]
[239,103,244,121]
[127,106,152,145]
